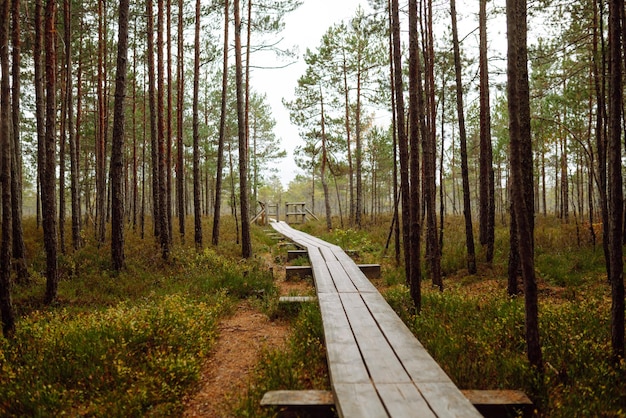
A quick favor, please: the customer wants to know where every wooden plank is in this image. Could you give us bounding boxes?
[461,389,532,406]
[325,260,358,293]
[332,250,379,292]
[362,292,452,383]
[287,249,309,261]
[278,296,317,303]
[260,390,334,407]
[358,264,381,279]
[319,245,339,263]
[305,248,336,293]
[461,390,533,418]
[317,293,371,384]
[419,382,483,418]
[339,292,411,384]
[285,265,312,280]
[333,383,388,418]
[376,383,437,418]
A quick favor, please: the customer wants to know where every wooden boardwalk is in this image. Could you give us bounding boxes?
[270,221,482,418]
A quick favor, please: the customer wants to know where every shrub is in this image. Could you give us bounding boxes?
[0,293,229,416]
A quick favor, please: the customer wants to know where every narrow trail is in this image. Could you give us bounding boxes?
[182,255,311,418]
[182,300,290,417]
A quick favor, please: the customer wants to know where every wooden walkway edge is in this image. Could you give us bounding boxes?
[270,221,482,418]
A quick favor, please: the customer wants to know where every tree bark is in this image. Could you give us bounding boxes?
[63,0,81,251]
[479,0,495,263]
[146,0,160,238]
[95,0,107,243]
[387,0,400,266]
[506,0,543,375]
[192,0,203,249]
[34,0,45,231]
[176,0,185,241]
[320,89,332,231]
[10,0,28,281]
[111,0,130,271]
[157,0,170,258]
[408,0,422,310]
[43,0,59,304]
[391,0,412,288]
[0,0,16,337]
[422,0,442,290]
[234,0,252,258]
[212,0,229,247]
[607,0,624,362]
[451,0,477,274]
[166,0,173,242]
[341,51,355,226]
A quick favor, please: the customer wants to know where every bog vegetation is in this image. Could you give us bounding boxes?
[1,215,623,416]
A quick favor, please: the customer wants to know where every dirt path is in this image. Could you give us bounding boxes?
[182,300,290,417]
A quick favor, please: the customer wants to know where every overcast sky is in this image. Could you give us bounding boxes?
[249,0,508,187]
[252,0,371,186]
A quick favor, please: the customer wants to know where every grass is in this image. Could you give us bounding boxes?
[1,216,275,416]
[3,214,624,417]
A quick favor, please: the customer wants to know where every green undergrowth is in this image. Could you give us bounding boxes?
[231,303,332,417]
[384,284,626,417]
[0,293,229,416]
[1,217,277,416]
[298,216,623,416]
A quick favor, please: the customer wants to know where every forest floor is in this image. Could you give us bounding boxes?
[182,260,310,417]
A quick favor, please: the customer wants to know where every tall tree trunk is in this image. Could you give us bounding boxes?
[59,53,66,254]
[0,0,16,337]
[593,0,610,279]
[320,88,332,231]
[507,199,520,295]
[132,24,138,229]
[34,0,45,232]
[43,0,59,304]
[507,0,544,376]
[10,0,27,281]
[192,0,203,249]
[451,0,477,274]
[75,22,84,235]
[111,0,130,271]
[422,0,442,290]
[342,51,355,225]
[157,0,170,258]
[96,0,107,243]
[391,0,412,287]
[212,0,229,246]
[146,0,159,238]
[607,0,624,362]
[64,0,81,251]
[245,0,252,199]
[479,0,495,263]
[234,0,252,258]
[355,70,363,228]
[407,0,423,310]
[387,0,400,266]
[166,0,173,242]
[176,0,185,241]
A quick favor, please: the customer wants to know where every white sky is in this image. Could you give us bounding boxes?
[250,0,509,188]
[251,0,371,187]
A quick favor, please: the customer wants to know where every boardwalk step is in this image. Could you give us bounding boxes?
[287,249,309,261]
[261,390,335,417]
[461,390,533,417]
[357,263,381,279]
[285,265,314,280]
[285,264,381,280]
[278,296,317,303]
